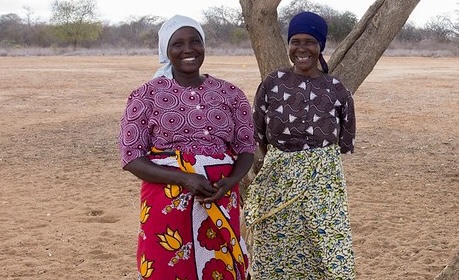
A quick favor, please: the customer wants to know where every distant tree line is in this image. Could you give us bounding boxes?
[0,0,458,52]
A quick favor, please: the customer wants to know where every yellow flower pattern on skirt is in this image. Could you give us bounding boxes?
[135,148,249,279]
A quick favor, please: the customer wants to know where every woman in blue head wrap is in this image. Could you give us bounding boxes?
[119,14,255,280]
[245,11,356,279]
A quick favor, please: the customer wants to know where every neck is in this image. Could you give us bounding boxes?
[173,70,204,87]
[292,66,322,78]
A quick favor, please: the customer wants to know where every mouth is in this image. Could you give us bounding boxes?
[182,56,197,62]
[296,55,311,61]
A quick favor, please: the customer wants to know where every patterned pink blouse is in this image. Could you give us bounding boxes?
[119,75,256,167]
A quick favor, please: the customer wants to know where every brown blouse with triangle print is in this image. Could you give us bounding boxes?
[252,67,356,154]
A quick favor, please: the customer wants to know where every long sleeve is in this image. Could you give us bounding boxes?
[338,89,356,154]
[119,84,153,168]
[252,82,269,146]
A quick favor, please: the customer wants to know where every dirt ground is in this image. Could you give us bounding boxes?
[0,55,458,280]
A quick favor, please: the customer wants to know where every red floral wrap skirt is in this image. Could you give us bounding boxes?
[136,148,249,280]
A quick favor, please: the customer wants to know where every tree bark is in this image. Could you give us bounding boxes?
[328,0,421,93]
[239,2,459,277]
[435,251,459,280]
[239,0,291,80]
[238,0,420,194]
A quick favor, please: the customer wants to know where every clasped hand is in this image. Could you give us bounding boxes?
[182,173,237,203]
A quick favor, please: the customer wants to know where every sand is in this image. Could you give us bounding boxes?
[0,55,458,279]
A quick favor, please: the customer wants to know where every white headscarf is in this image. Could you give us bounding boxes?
[153,15,206,79]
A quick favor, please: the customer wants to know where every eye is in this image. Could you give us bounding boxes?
[192,38,203,45]
[169,40,183,48]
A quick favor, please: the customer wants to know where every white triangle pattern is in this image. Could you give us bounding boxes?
[310,92,317,100]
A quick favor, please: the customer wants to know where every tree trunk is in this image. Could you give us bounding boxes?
[328,0,421,93]
[238,0,420,194]
[239,3,459,278]
[435,251,459,280]
[239,0,291,80]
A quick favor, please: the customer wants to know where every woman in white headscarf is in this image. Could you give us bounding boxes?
[119,14,255,280]
[153,14,206,79]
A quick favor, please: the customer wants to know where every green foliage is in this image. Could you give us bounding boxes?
[0,0,457,50]
[118,16,162,48]
[278,0,357,43]
[326,11,357,42]
[202,6,246,47]
[278,0,322,29]
[231,27,249,45]
[50,0,101,49]
[0,14,24,46]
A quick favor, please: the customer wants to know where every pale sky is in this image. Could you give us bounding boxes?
[0,0,457,27]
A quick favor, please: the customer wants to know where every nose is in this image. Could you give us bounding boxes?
[297,44,308,52]
[183,42,194,53]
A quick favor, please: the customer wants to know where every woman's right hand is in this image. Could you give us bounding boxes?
[179,173,217,198]
[124,157,218,198]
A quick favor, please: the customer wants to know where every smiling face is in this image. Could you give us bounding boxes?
[167,26,205,78]
[288,33,321,77]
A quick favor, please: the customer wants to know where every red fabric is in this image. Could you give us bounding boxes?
[136,151,247,280]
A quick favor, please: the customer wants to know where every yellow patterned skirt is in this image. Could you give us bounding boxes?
[245,145,355,279]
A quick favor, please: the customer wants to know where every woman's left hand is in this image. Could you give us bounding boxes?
[196,177,238,203]
[196,152,254,203]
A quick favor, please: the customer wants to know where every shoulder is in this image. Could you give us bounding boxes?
[129,77,176,98]
[321,74,353,96]
[206,74,236,87]
[264,67,294,80]
[260,68,295,90]
[205,74,244,93]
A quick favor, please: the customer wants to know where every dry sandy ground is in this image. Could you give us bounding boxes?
[0,55,458,280]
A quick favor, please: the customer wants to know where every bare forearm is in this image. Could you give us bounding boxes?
[258,144,267,157]
[123,156,216,197]
[123,157,185,185]
[230,152,254,182]
[199,152,254,203]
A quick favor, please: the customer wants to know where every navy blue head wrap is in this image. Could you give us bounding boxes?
[288,11,328,51]
[287,11,329,73]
